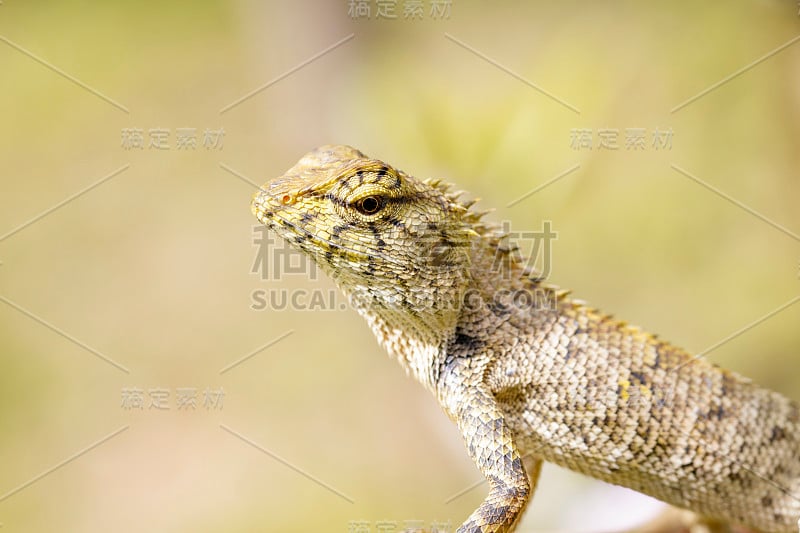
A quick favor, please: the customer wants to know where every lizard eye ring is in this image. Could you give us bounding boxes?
[354,195,385,216]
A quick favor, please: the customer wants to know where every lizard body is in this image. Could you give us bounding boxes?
[251,145,800,532]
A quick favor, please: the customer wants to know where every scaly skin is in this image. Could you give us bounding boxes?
[251,145,800,532]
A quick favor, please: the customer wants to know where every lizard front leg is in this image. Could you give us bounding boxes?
[441,360,535,533]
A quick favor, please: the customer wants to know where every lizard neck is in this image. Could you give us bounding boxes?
[343,283,464,392]
[336,233,544,393]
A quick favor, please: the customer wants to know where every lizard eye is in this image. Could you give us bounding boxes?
[354,195,385,216]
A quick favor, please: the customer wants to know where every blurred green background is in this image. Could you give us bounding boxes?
[1,1,798,531]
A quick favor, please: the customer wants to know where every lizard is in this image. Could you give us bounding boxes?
[250,145,800,533]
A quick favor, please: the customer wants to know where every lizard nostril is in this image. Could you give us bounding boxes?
[281,194,294,205]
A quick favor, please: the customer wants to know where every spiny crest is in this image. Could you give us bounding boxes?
[423,176,498,232]
[564,297,661,343]
[420,172,659,340]
[422,176,552,285]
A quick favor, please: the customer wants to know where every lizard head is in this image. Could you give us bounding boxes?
[251,145,476,321]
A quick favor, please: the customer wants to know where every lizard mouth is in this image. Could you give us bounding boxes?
[251,188,380,265]
[250,189,310,243]
[251,187,412,270]
[250,189,277,226]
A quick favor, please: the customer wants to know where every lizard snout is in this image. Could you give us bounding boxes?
[252,178,295,213]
